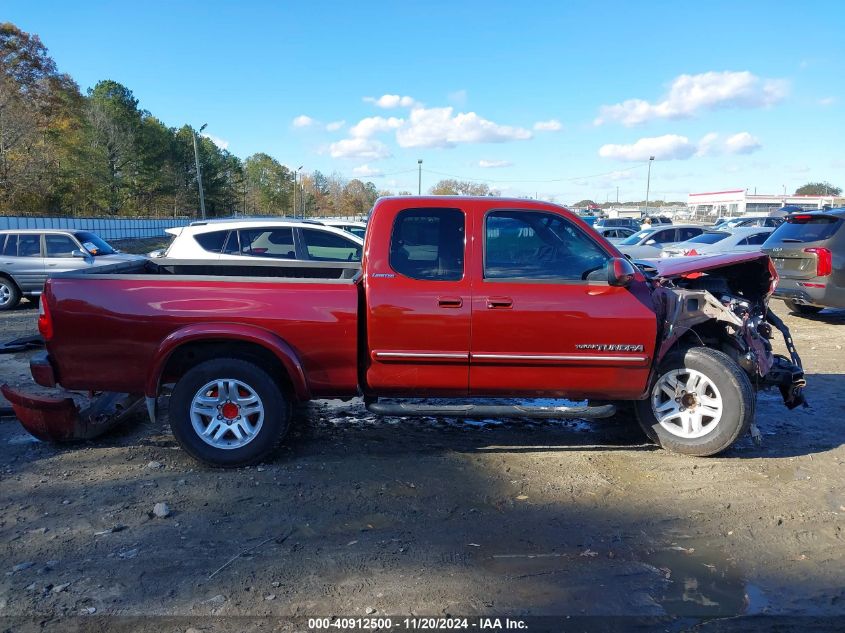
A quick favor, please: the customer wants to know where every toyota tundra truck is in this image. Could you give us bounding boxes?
[2,197,806,466]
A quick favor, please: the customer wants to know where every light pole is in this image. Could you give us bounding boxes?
[192,123,208,219]
[293,165,303,217]
[643,156,655,218]
[417,159,423,195]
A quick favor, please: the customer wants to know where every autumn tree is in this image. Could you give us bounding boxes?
[429,179,499,196]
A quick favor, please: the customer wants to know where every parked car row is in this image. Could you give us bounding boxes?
[618,209,843,315]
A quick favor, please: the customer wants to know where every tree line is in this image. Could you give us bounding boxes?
[0,23,381,218]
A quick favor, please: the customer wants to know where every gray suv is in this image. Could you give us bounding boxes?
[762,208,845,314]
[0,229,145,310]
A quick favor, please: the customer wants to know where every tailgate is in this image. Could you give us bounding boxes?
[769,247,819,280]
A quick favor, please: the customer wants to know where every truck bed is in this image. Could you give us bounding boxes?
[43,258,361,397]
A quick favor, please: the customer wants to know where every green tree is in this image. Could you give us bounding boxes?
[243,153,291,215]
[0,22,84,212]
[795,182,841,196]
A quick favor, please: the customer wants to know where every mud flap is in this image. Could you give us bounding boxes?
[0,384,143,442]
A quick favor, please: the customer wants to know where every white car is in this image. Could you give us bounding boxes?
[617,224,706,259]
[661,227,775,258]
[161,219,363,262]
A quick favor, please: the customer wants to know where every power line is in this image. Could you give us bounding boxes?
[420,164,647,185]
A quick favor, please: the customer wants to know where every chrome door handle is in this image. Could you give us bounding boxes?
[437,296,463,308]
[486,296,513,309]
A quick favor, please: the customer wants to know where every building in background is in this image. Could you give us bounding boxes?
[688,190,842,220]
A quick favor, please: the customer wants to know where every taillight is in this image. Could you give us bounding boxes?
[38,295,53,341]
[804,247,832,277]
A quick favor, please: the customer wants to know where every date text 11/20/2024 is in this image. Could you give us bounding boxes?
[307,617,528,630]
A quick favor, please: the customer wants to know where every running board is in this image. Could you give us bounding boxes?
[365,401,616,419]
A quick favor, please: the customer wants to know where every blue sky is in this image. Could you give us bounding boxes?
[6,0,844,202]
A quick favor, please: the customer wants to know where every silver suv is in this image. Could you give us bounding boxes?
[762,208,845,314]
[0,229,145,310]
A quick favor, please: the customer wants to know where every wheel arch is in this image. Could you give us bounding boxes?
[146,323,311,402]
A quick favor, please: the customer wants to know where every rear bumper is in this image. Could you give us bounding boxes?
[773,278,838,308]
[0,384,142,442]
[30,352,58,388]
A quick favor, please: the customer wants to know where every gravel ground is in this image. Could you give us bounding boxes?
[0,300,843,632]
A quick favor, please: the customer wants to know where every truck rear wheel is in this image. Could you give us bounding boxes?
[169,358,291,467]
[635,347,753,457]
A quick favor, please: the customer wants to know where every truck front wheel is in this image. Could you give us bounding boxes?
[635,347,754,457]
[169,358,291,467]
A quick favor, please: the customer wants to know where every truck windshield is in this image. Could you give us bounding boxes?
[73,231,116,255]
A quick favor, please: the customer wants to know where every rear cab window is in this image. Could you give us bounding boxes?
[484,210,609,281]
[389,208,464,281]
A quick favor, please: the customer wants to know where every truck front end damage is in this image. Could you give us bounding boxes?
[640,253,806,410]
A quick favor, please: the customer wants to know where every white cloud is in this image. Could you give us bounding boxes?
[533,119,563,132]
[599,134,696,161]
[602,131,762,162]
[396,107,532,148]
[724,132,761,154]
[478,159,512,168]
[292,115,315,128]
[352,164,384,177]
[349,116,404,138]
[595,71,788,126]
[329,137,391,160]
[201,133,229,151]
[818,96,836,106]
[364,94,417,108]
[325,120,346,131]
[695,132,721,157]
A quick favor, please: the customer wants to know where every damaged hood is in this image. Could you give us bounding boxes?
[635,252,774,281]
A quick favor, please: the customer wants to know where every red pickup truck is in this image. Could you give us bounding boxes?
[3,197,806,466]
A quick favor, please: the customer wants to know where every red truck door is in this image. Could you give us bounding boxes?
[364,205,473,395]
[469,207,657,400]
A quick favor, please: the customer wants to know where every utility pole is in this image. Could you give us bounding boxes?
[293,165,303,217]
[418,159,423,195]
[192,123,208,219]
[616,186,619,203]
[643,156,655,218]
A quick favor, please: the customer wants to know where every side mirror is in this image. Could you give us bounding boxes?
[72,249,93,263]
[607,257,636,287]
[645,239,656,245]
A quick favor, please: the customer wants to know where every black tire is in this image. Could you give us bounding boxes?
[0,277,21,311]
[784,299,823,315]
[635,347,754,457]
[169,358,291,467]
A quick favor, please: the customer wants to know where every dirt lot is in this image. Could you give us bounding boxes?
[0,299,843,631]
